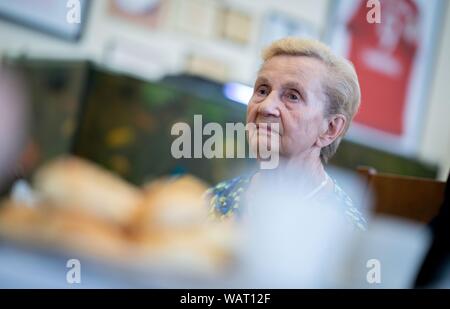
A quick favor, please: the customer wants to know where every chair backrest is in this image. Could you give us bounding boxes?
[357,167,446,223]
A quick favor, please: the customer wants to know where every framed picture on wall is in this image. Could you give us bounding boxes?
[0,0,90,41]
[259,11,319,49]
[255,11,320,85]
[326,0,445,156]
[108,0,163,30]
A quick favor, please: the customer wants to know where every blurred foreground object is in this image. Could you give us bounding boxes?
[136,175,210,230]
[234,167,369,288]
[415,172,450,287]
[342,216,431,288]
[33,157,142,226]
[0,156,236,279]
[0,68,27,190]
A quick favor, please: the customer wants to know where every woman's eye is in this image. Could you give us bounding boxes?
[256,86,269,96]
[285,91,300,102]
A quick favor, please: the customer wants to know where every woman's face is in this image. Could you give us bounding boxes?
[247,55,329,159]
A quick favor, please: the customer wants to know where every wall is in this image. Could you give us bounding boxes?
[419,1,450,180]
[0,0,329,82]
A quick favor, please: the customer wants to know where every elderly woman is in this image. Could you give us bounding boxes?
[208,37,367,231]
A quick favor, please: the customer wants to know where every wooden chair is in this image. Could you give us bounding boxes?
[357,167,446,223]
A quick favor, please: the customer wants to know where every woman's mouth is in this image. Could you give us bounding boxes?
[256,123,280,135]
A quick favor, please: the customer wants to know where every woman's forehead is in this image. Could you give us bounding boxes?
[258,55,326,84]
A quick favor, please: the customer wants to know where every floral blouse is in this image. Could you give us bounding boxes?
[206,174,368,231]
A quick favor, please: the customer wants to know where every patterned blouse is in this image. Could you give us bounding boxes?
[206,173,367,231]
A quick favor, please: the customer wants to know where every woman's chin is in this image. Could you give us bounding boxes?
[249,141,280,157]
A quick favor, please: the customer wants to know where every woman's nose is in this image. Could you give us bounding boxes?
[258,92,281,117]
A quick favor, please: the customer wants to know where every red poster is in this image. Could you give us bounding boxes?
[347,0,418,135]
[328,0,443,155]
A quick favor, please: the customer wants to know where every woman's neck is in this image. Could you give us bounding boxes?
[255,151,329,193]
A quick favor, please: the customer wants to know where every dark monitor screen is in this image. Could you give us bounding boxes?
[72,70,254,185]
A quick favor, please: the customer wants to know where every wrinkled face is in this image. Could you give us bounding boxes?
[247,55,329,159]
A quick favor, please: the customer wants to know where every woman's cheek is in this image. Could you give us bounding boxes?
[246,103,257,122]
[247,131,258,156]
[278,115,293,155]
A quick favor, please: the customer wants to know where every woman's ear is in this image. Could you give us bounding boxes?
[316,114,347,148]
